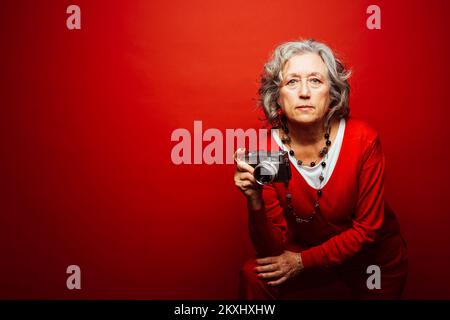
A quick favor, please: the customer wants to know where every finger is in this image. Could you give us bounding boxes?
[257,270,283,280]
[254,264,278,273]
[236,161,254,174]
[238,182,260,194]
[234,173,256,188]
[239,172,257,184]
[240,180,256,189]
[256,257,276,265]
[234,148,246,163]
[268,276,288,286]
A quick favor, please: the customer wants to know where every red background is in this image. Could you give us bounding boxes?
[1,0,449,299]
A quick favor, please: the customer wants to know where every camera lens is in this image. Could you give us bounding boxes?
[254,161,278,185]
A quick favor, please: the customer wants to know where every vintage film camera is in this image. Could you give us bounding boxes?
[244,150,292,185]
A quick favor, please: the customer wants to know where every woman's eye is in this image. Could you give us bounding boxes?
[287,79,298,85]
[310,78,321,84]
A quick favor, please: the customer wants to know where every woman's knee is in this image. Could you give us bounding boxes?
[239,259,279,300]
[239,259,259,285]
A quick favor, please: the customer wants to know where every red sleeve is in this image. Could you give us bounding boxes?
[248,184,288,257]
[300,134,386,270]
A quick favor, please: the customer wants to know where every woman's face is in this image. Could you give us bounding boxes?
[277,53,331,126]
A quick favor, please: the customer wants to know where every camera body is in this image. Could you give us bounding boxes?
[244,150,292,185]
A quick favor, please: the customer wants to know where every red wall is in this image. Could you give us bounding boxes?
[1,0,449,299]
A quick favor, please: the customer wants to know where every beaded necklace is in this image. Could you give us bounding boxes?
[280,126,332,223]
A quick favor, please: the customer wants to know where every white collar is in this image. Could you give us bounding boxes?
[271,118,346,189]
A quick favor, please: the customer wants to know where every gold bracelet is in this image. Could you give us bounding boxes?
[295,252,304,271]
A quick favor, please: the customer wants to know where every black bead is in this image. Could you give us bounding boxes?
[321,147,328,155]
[289,150,294,156]
[314,202,320,209]
[317,190,322,197]
[286,193,292,199]
[297,159,303,166]
[326,140,331,146]
[319,175,324,181]
[310,162,315,167]
[324,133,330,139]
[321,161,326,167]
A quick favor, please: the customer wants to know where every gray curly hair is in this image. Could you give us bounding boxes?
[258,39,351,130]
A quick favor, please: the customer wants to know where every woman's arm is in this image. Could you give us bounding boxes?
[234,148,288,258]
[248,184,288,258]
[300,134,386,269]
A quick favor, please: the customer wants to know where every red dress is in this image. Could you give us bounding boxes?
[240,117,408,299]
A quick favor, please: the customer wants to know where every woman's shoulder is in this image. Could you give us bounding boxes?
[344,117,384,164]
[345,116,380,146]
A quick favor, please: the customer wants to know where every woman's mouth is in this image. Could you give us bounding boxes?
[296,105,314,110]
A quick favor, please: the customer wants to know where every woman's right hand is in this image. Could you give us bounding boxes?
[234,148,263,210]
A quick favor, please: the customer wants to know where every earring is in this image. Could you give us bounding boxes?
[272,108,283,128]
[276,108,283,116]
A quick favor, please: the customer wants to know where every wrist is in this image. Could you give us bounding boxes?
[296,252,305,272]
[248,195,263,211]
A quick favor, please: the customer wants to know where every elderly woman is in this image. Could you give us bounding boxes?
[234,39,408,299]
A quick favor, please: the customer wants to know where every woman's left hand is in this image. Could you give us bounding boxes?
[254,250,304,286]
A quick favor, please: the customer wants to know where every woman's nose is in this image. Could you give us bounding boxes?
[298,80,311,98]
